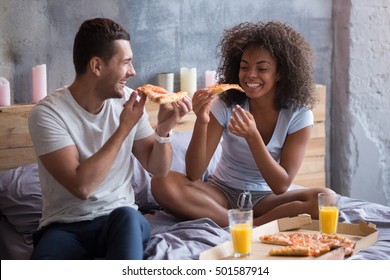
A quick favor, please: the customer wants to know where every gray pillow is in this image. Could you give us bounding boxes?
[170,130,222,179]
[0,217,33,259]
[0,163,42,238]
[132,130,222,212]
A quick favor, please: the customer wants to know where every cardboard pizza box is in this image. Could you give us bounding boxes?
[199,214,378,260]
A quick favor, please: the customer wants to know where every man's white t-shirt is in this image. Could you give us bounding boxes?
[210,98,313,191]
[28,87,154,229]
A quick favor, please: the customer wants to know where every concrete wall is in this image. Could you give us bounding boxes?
[332,0,390,206]
[0,0,332,103]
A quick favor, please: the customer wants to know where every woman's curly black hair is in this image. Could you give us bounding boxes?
[216,21,317,110]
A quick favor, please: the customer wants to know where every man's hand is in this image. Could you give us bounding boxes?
[119,90,146,134]
[156,96,192,136]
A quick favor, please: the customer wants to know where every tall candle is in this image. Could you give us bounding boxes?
[205,70,217,87]
[180,67,197,97]
[32,64,47,103]
[0,77,11,106]
[157,72,174,92]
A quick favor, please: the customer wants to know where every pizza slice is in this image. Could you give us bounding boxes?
[318,233,356,257]
[136,84,188,104]
[269,245,311,257]
[205,84,245,95]
[259,233,293,246]
[259,232,356,258]
[309,244,332,257]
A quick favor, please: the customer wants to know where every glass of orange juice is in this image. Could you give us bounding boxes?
[228,209,253,258]
[318,192,341,234]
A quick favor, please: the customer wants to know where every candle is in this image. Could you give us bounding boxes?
[157,72,174,92]
[205,70,217,87]
[0,77,11,106]
[32,64,47,103]
[180,67,197,96]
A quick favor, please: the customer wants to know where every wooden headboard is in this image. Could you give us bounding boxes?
[0,84,326,188]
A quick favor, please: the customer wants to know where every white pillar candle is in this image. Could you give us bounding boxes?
[32,64,47,103]
[157,72,174,92]
[0,77,11,106]
[205,70,217,87]
[180,67,197,97]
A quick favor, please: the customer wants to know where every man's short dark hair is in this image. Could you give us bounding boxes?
[73,18,130,75]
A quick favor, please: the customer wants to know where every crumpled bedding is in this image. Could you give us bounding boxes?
[143,196,390,260]
[2,130,389,260]
[339,196,390,260]
[144,212,229,260]
[2,144,390,260]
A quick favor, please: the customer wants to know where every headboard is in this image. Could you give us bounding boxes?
[0,84,326,188]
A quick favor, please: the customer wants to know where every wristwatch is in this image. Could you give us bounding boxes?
[154,129,172,144]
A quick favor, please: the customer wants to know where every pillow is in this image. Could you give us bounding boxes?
[0,163,42,243]
[131,156,160,212]
[0,161,160,228]
[0,217,33,259]
[171,130,222,179]
[131,130,222,212]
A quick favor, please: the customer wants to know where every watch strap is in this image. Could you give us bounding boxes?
[154,129,172,143]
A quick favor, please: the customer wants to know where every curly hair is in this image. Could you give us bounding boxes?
[216,21,317,110]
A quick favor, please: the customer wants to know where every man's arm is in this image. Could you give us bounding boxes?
[39,92,146,200]
[132,96,192,176]
[132,132,172,177]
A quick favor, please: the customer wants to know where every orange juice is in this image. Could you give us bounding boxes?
[230,223,252,256]
[319,206,339,234]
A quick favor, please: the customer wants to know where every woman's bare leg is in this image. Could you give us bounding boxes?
[252,188,334,226]
[151,171,231,227]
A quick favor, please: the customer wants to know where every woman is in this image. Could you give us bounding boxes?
[152,21,333,227]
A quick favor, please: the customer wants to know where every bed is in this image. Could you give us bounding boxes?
[1,85,390,260]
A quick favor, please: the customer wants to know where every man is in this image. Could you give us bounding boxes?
[28,18,191,259]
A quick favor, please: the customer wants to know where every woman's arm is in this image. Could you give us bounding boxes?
[186,115,223,180]
[185,90,223,180]
[229,105,312,194]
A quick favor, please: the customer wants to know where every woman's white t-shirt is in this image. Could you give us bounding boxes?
[210,98,313,191]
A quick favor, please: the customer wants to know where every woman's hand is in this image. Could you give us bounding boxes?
[228,105,258,139]
[156,96,192,135]
[192,89,215,125]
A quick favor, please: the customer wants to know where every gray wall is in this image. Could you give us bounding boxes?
[332,0,390,206]
[0,0,332,103]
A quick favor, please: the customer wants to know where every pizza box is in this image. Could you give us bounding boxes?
[199,214,378,260]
